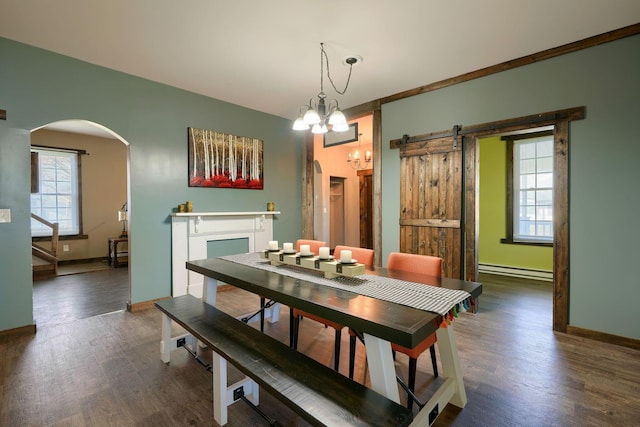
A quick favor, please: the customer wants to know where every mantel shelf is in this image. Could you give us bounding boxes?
[171,211,280,217]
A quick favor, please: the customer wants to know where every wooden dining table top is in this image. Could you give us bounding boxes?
[187,256,482,350]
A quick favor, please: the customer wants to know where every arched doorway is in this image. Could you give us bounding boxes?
[30,119,131,326]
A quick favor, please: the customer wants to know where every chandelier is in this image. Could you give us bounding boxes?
[292,43,361,134]
[347,133,371,170]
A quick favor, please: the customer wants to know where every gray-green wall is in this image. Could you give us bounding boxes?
[381,35,640,339]
[0,38,302,331]
[2,34,639,341]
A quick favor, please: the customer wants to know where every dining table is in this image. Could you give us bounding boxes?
[186,252,482,426]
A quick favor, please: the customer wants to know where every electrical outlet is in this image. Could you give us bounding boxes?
[63,244,70,252]
[0,209,11,223]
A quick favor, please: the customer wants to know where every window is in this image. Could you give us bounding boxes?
[30,147,83,237]
[502,130,553,245]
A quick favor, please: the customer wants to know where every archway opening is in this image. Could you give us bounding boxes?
[30,119,131,327]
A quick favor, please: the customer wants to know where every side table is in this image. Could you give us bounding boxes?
[108,237,128,268]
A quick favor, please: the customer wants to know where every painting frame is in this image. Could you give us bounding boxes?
[323,123,358,147]
[187,127,264,190]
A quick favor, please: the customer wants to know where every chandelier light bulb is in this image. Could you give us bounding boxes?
[328,109,347,126]
[292,116,310,130]
[311,123,328,134]
[303,107,321,126]
[331,122,349,132]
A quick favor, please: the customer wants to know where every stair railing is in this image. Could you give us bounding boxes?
[31,213,60,273]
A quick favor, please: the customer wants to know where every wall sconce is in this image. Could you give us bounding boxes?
[118,202,128,238]
[347,133,372,170]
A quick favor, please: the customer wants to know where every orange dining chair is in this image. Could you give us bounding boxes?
[294,239,327,255]
[291,243,369,372]
[326,246,376,379]
[290,240,328,338]
[386,251,442,410]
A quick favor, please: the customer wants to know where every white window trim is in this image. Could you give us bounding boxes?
[31,146,82,237]
[512,136,553,244]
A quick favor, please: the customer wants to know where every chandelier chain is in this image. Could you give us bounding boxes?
[321,43,353,96]
[293,42,360,134]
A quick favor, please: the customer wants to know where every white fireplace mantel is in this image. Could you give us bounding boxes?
[171,211,279,297]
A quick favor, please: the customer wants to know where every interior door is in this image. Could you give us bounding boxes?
[329,176,345,248]
[399,136,463,279]
[358,169,373,249]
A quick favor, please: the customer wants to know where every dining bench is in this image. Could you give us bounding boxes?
[155,295,413,427]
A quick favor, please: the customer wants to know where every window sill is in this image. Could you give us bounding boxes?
[32,234,89,242]
[500,238,552,247]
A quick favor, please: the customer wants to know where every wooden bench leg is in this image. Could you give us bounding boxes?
[212,353,228,425]
[161,313,172,363]
[160,314,199,363]
[212,352,261,426]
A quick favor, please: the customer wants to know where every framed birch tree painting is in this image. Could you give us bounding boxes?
[188,127,264,189]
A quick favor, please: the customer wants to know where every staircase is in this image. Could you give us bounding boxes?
[31,213,59,279]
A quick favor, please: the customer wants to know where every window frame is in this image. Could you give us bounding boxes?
[501,130,554,247]
[30,145,86,240]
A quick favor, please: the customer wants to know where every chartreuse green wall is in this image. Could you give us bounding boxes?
[478,136,553,272]
[381,35,640,339]
[0,37,302,332]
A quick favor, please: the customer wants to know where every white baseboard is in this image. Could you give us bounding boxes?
[478,263,553,282]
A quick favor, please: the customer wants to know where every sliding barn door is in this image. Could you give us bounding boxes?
[399,136,463,279]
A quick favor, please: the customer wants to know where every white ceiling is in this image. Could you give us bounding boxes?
[1,1,639,132]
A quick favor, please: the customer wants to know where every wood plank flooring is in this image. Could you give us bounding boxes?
[32,266,129,328]
[2,272,638,426]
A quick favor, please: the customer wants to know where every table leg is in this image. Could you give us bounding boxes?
[363,332,401,403]
[436,324,467,408]
[269,302,281,324]
[410,325,468,426]
[113,240,119,268]
[203,277,219,305]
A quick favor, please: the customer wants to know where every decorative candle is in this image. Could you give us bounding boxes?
[283,242,294,253]
[300,244,311,255]
[319,246,330,259]
[340,250,352,263]
[268,240,278,250]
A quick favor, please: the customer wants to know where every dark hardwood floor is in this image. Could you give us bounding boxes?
[2,272,638,426]
[33,266,129,328]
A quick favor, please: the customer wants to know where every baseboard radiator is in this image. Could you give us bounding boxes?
[478,263,553,282]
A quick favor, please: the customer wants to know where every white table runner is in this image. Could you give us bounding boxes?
[220,252,471,317]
